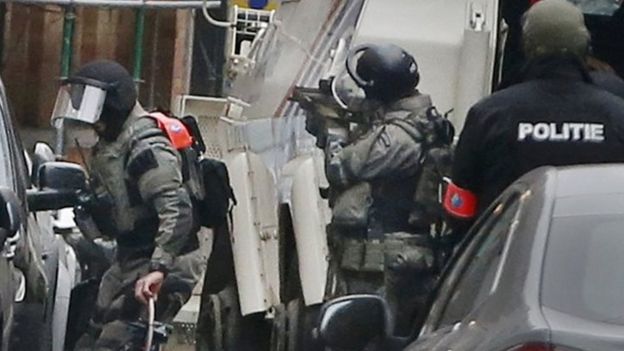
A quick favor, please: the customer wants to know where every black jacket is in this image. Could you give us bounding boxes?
[453,58,624,214]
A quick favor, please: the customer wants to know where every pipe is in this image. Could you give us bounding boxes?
[5,0,221,9]
[145,297,155,351]
[56,5,76,156]
[201,0,233,28]
[148,12,160,108]
[60,6,75,79]
[133,7,145,93]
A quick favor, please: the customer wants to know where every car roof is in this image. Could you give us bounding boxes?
[519,164,624,201]
[522,165,624,217]
[552,164,624,198]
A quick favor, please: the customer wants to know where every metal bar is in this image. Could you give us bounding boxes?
[5,0,221,9]
[56,5,76,156]
[133,7,145,92]
[148,11,160,107]
[60,6,75,79]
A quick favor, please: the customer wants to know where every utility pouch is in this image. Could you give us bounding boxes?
[331,182,372,229]
[340,239,385,273]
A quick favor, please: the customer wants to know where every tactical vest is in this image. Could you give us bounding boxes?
[89,116,160,237]
[388,107,454,230]
[89,112,236,238]
[146,112,236,229]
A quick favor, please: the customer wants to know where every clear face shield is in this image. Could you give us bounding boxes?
[51,78,111,149]
[51,79,109,128]
[331,68,367,111]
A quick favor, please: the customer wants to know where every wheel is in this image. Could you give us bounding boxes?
[276,207,324,351]
[197,285,271,351]
[286,299,322,351]
[269,304,286,351]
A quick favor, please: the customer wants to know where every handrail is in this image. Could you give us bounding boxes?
[4,0,221,9]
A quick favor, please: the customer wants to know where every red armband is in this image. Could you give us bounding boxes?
[148,112,193,150]
[444,182,478,219]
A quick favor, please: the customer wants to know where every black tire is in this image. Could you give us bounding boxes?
[64,278,100,351]
[286,299,322,351]
[275,206,324,351]
[198,285,271,351]
[9,302,45,350]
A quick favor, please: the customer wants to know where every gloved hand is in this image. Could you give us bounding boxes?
[304,113,328,148]
[134,271,165,304]
[73,205,103,241]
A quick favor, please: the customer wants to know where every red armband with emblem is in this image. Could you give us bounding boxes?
[148,112,194,150]
[444,182,478,219]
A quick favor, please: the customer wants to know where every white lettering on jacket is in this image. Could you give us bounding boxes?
[517,122,605,142]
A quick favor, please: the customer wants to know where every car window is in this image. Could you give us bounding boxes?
[567,0,620,16]
[429,191,523,330]
[543,212,624,325]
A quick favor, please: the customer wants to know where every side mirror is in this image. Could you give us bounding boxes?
[0,187,22,248]
[27,161,88,212]
[317,295,393,351]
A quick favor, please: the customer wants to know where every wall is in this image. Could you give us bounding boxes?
[1,3,186,129]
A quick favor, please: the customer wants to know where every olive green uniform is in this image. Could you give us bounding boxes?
[75,105,206,350]
[324,92,441,335]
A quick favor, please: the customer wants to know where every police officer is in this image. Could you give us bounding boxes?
[446,0,624,225]
[54,60,205,350]
[500,0,624,100]
[313,44,452,335]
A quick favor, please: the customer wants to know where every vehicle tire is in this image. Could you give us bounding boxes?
[9,302,45,350]
[276,207,324,351]
[198,285,271,351]
[269,304,287,351]
[286,299,322,351]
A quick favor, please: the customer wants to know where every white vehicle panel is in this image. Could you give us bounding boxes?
[354,0,499,130]
[226,151,280,315]
[285,154,331,305]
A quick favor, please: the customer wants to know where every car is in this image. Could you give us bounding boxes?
[0,76,87,351]
[316,164,624,351]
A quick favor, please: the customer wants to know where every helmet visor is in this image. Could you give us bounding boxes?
[51,83,107,126]
[331,68,367,109]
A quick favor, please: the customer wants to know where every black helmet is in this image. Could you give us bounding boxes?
[70,60,137,139]
[346,43,420,103]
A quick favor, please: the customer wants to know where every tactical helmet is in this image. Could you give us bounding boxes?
[522,0,590,60]
[70,60,137,139]
[346,43,420,103]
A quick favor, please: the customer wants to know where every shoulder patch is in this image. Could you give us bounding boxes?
[127,148,158,179]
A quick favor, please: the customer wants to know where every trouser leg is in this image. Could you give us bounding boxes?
[384,233,435,336]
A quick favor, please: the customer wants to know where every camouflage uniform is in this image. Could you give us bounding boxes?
[75,104,206,351]
[324,92,441,335]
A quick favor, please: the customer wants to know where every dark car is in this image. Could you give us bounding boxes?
[317,164,624,351]
[0,77,88,351]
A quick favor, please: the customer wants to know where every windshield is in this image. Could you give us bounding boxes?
[542,214,624,324]
[568,0,621,16]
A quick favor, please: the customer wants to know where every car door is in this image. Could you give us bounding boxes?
[407,186,527,351]
[0,78,57,351]
[0,79,19,351]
